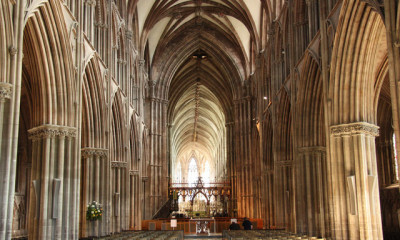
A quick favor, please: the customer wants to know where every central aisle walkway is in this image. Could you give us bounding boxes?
[184,233,222,239]
[94,230,326,239]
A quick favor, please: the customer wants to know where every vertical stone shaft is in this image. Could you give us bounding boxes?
[234,97,255,218]
[147,96,167,218]
[27,125,77,240]
[383,0,400,190]
[226,122,236,215]
[330,122,383,240]
[0,1,25,238]
[296,147,328,237]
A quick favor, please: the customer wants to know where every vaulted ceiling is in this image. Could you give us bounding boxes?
[129,0,284,176]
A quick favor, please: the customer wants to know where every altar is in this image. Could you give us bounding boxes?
[189,218,216,234]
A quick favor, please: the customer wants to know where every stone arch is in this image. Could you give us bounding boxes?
[79,56,108,238]
[18,2,79,239]
[10,64,33,239]
[295,54,329,237]
[329,1,387,124]
[81,56,107,148]
[23,2,76,127]
[191,191,209,204]
[151,27,243,102]
[261,110,275,228]
[129,114,141,230]
[274,89,294,231]
[327,1,388,239]
[374,57,400,238]
[110,90,129,232]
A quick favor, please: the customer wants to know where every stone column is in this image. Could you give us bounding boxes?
[274,160,293,230]
[147,96,168,218]
[234,96,256,218]
[83,0,96,42]
[142,176,150,219]
[296,146,329,237]
[306,0,319,40]
[111,161,128,232]
[329,122,383,240]
[80,148,108,238]
[27,124,78,240]
[226,122,236,216]
[0,83,13,239]
[129,170,140,229]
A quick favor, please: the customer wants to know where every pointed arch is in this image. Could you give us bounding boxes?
[274,89,294,231]
[329,0,387,124]
[81,56,107,148]
[23,1,76,126]
[294,54,329,237]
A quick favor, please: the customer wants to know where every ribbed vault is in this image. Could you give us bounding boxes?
[132,0,268,182]
[170,82,225,181]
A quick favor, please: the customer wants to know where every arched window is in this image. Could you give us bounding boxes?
[188,158,199,187]
[203,161,211,185]
[176,162,182,183]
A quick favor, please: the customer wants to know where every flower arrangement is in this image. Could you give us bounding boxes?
[86,201,103,221]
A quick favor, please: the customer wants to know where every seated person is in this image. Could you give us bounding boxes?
[242,217,253,230]
[229,221,241,230]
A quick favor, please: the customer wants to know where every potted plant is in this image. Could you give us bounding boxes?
[86,201,103,221]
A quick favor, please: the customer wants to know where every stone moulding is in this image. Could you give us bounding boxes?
[28,124,77,140]
[0,82,13,100]
[297,146,326,155]
[111,161,128,168]
[330,122,379,137]
[129,170,139,176]
[81,148,108,158]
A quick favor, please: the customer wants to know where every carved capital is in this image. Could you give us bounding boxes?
[330,122,379,137]
[84,0,95,6]
[81,148,108,158]
[111,161,128,168]
[28,125,77,140]
[130,170,139,176]
[125,30,133,40]
[0,82,13,100]
[148,80,156,88]
[139,59,146,67]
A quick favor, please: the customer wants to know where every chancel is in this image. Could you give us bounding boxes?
[1,1,400,240]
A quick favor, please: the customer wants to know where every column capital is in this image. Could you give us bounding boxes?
[85,0,96,6]
[139,59,146,67]
[81,148,108,158]
[330,122,379,137]
[125,30,133,40]
[129,170,139,176]
[28,124,77,140]
[0,82,13,100]
[111,161,128,168]
[150,97,168,105]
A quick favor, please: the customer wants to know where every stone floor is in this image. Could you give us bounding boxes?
[184,233,222,239]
